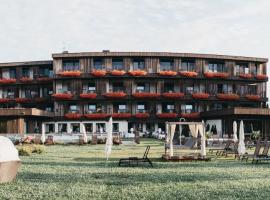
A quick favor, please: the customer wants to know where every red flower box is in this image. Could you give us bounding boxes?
[239,73,253,79]
[128,70,147,76]
[0,78,16,84]
[157,113,178,118]
[0,98,11,103]
[58,71,81,77]
[91,70,107,77]
[111,113,132,119]
[37,77,52,82]
[245,95,260,101]
[162,92,184,99]
[134,113,150,118]
[79,93,97,99]
[159,71,177,76]
[180,112,200,119]
[34,97,46,102]
[20,77,33,82]
[204,72,229,79]
[255,74,268,80]
[179,71,198,78]
[52,93,73,100]
[65,113,82,119]
[132,92,160,98]
[84,113,109,119]
[103,92,127,98]
[217,93,240,100]
[15,98,29,103]
[110,70,126,76]
[192,93,210,99]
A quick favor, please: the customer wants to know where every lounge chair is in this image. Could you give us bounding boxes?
[220,141,238,157]
[252,141,270,163]
[241,139,265,162]
[209,140,233,155]
[118,145,153,167]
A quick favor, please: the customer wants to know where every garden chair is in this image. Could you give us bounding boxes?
[209,140,232,155]
[118,145,153,167]
[220,141,238,157]
[252,141,270,163]
[241,139,262,162]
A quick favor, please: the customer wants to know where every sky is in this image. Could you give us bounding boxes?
[0,0,269,94]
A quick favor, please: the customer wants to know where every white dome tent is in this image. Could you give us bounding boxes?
[0,136,21,183]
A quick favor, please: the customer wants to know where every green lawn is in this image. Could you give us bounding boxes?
[1,139,270,200]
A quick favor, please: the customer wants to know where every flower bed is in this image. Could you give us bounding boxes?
[20,77,33,82]
[179,71,198,78]
[111,113,132,119]
[157,113,178,118]
[58,71,81,77]
[134,113,150,118]
[0,78,16,84]
[132,92,160,98]
[15,98,29,103]
[91,70,107,77]
[180,112,200,119]
[239,73,253,79]
[217,93,240,100]
[64,113,82,119]
[0,98,11,103]
[128,70,147,76]
[192,93,210,99]
[158,71,177,76]
[110,70,126,76]
[79,93,97,99]
[103,92,127,98]
[52,93,73,100]
[245,95,261,101]
[84,113,109,119]
[255,74,268,80]
[162,92,184,99]
[37,77,52,82]
[204,72,229,79]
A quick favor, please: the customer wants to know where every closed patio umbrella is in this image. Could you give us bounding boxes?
[105,117,113,160]
[41,123,46,144]
[233,121,238,142]
[82,124,88,144]
[238,120,246,156]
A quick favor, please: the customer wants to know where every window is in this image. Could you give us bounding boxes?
[118,104,127,113]
[160,59,173,71]
[9,69,16,79]
[137,104,145,112]
[162,103,175,112]
[88,104,96,113]
[25,89,38,98]
[22,68,30,77]
[248,84,257,95]
[208,62,225,72]
[112,59,123,70]
[71,123,80,133]
[251,64,258,75]
[94,59,103,70]
[235,63,249,75]
[63,60,80,71]
[113,123,119,132]
[186,86,194,94]
[88,82,96,92]
[185,104,193,113]
[45,124,54,133]
[69,105,78,113]
[133,59,145,70]
[112,82,124,92]
[96,123,106,133]
[84,123,93,133]
[136,83,149,92]
[164,83,174,92]
[39,67,52,77]
[58,123,67,133]
[181,60,195,71]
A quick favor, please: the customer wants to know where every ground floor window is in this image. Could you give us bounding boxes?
[84,123,93,133]
[58,123,67,133]
[71,123,80,133]
[45,124,54,133]
[96,123,106,133]
[113,123,119,132]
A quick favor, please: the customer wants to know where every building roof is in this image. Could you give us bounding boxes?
[52,51,268,63]
[0,60,52,67]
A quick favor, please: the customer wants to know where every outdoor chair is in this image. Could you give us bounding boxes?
[220,141,238,157]
[209,140,232,155]
[118,145,153,167]
[241,139,266,162]
[251,141,270,163]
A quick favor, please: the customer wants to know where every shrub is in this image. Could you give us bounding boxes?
[18,146,32,156]
[32,145,45,154]
[17,144,45,156]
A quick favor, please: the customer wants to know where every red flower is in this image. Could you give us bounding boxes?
[192,93,210,99]
[0,98,11,103]
[204,72,229,78]
[132,92,160,98]
[58,71,81,77]
[110,70,126,76]
[15,98,29,103]
[128,70,147,76]
[79,93,97,99]
[111,113,132,119]
[134,113,150,118]
[52,93,73,100]
[180,112,200,119]
[255,74,268,80]
[20,77,33,82]
[239,73,252,79]
[162,92,184,99]
[65,113,82,119]
[103,92,127,98]
[217,93,240,100]
[0,78,16,84]
[179,71,198,78]
[159,71,177,76]
[245,95,260,101]
[91,70,107,77]
[37,77,52,82]
[84,113,109,119]
[157,113,178,118]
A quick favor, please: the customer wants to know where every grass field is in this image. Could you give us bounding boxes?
[1,139,270,200]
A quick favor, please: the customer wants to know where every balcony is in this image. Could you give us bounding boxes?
[180,112,200,119]
[52,91,73,100]
[192,92,210,100]
[255,74,268,80]
[128,70,147,76]
[80,90,97,99]
[162,92,184,99]
[58,70,81,77]
[0,78,16,84]
[103,91,127,99]
[179,71,198,78]
[84,113,109,119]
[110,70,126,76]
[134,112,150,119]
[0,98,12,103]
[239,73,252,79]
[64,112,82,119]
[20,77,33,83]
[15,97,31,103]
[111,113,132,119]
[157,113,178,119]
[217,93,240,101]
[245,94,261,101]
[91,70,107,77]
[204,72,229,79]
[132,91,160,99]
[158,71,177,76]
[37,76,53,82]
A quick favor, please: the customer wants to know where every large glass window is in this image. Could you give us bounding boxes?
[39,67,53,77]
[58,123,67,133]
[9,69,16,79]
[112,82,124,92]
[71,123,80,133]
[113,123,119,132]
[87,82,96,93]
[22,68,30,77]
[136,83,149,92]
[88,104,96,113]
[69,104,78,113]
[112,59,123,70]
[96,123,106,133]
[118,104,127,113]
[25,88,39,98]
[208,62,225,72]
[181,60,195,71]
[63,60,80,71]
[160,59,173,71]
[84,123,93,133]
[184,104,193,113]
[164,83,174,92]
[235,63,249,75]
[137,103,146,112]
[133,59,145,70]
[94,58,103,70]
[162,103,175,113]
